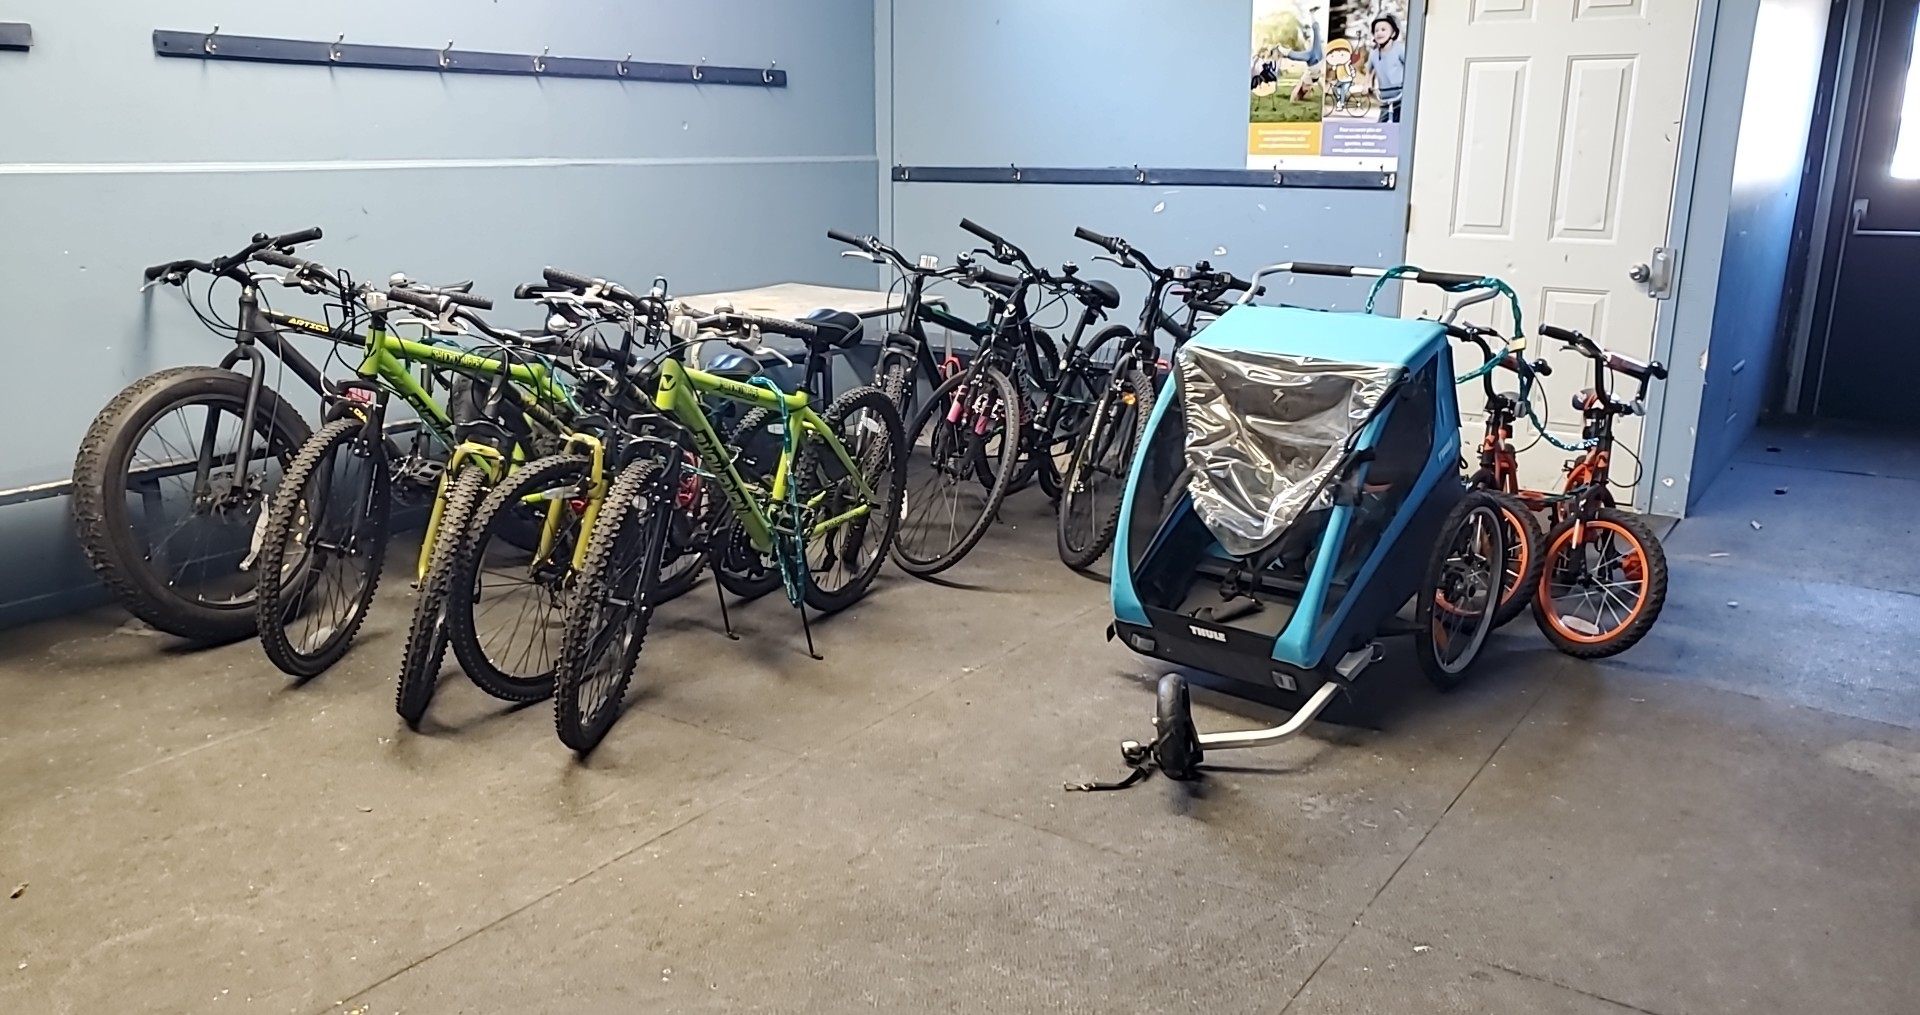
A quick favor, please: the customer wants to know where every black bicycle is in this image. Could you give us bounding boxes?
[1056,227,1256,569]
[889,218,1059,576]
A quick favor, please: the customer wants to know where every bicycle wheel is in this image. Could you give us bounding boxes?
[1488,492,1545,629]
[712,409,784,600]
[892,364,1021,577]
[1531,507,1668,659]
[878,354,913,417]
[395,466,489,728]
[254,418,392,679]
[72,366,311,641]
[652,449,711,603]
[1416,490,1507,690]
[1038,325,1134,501]
[796,386,907,613]
[554,456,674,755]
[1057,363,1154,570]
[443,453,592,703]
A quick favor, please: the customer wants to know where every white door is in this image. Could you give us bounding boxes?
[1403,0,1701,502]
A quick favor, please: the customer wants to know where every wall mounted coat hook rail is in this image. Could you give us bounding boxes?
[151,30,788,87]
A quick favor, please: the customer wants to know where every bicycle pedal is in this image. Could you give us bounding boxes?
[397,457,445,489]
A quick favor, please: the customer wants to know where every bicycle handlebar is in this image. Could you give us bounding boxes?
[143,226,325,283]
[1073,226,1164,277]
[712,311,818,342]
[959,218,1008,249]
[827,228,872,252]
[973,266,1022,290]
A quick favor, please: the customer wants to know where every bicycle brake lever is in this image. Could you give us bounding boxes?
[1092,253,1125,267]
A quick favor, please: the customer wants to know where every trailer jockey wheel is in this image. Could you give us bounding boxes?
[1152,674,1203,780]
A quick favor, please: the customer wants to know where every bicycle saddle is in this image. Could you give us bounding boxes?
[1080,279,1122,309]
[800,308,864,351]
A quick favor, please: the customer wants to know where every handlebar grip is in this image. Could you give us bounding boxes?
[1218,274,1253,293]
[543,267,597,291]
[827,228,871,251]
[254,250,304,270]
[442,289,493,311]
[271,226,323,248]
[1073,226,1121,254]
[143,262,175,282]
[384,288,446,312]
[974,267,1021,289]
[1289,262,1357,278]
[1533,359,1553,377]
[1410,270,1485,288]
[734,312,819,341]
[1538,324,1587,347]
[959,218,1008,248]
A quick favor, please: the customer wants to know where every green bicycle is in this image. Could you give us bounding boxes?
[251,266,577,680]
[548,301,908,755]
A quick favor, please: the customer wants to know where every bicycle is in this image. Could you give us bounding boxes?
[76,229,332,642]
[251,271,577,680]
[549,305,907,754]
[1527,323,1671,658]
[825,229,986,419]
[1057,226,1256,570]
[887,218,1054,577]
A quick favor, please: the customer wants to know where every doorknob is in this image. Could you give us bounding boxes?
[1628,263,1652,283]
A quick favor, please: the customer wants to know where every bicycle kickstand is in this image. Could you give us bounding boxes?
[795,602,822,661]
[714,572,739,640]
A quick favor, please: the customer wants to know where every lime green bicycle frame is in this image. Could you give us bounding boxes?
[305,313,579,579]
[652,357,878,554]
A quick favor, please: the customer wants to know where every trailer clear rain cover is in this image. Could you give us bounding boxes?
[1175,344,1401,558]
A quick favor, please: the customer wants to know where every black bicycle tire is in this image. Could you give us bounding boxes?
[1488,492,1545,629]
[554,457,669,755]
[891,365,1021,577]
[878,355,912,417]
[1530,507,1669,659]
[712,408,784,600]
[394,467,489,728]
[794,385,907,613]
[445,453,589,703]
[72,366,311,642]
[1057,364,1154,570]
[254,417,392,679]
[1416,490,1507,690]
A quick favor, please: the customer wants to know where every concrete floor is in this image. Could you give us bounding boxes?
[3,426,1918,1014]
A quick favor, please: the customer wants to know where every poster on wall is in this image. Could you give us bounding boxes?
[1248,0,1409,173]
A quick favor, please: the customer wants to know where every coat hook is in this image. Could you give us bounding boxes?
[438,40,453,68]
[692,56,705,81]
[763,60,777,84]
[1135,164,1146,183]
[533,46,548,73]
[1011,163,1021,183]
[618,53,631,77]
[329,34,344,62]
[203,25,219,55]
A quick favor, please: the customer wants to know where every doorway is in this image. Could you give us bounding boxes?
[1799,0,1920,427]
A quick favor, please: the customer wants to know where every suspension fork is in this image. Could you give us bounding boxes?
[202,285,273,508]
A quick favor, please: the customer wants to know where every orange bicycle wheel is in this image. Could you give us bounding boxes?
[1530,507,1668,658]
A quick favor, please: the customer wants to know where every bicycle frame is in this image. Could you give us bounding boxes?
[652,357,878,555]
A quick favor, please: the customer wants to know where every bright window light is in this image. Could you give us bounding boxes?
[1892,6,1920,179]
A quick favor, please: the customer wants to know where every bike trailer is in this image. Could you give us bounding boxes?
[1108,302,1467,733]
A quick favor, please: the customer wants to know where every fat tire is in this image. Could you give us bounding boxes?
[72,366,310,641]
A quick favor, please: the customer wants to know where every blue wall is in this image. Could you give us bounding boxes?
[0,0,877,626]
[1655,0,1834,512]
[1694,0,1834,499]
[877,0,1426,320]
